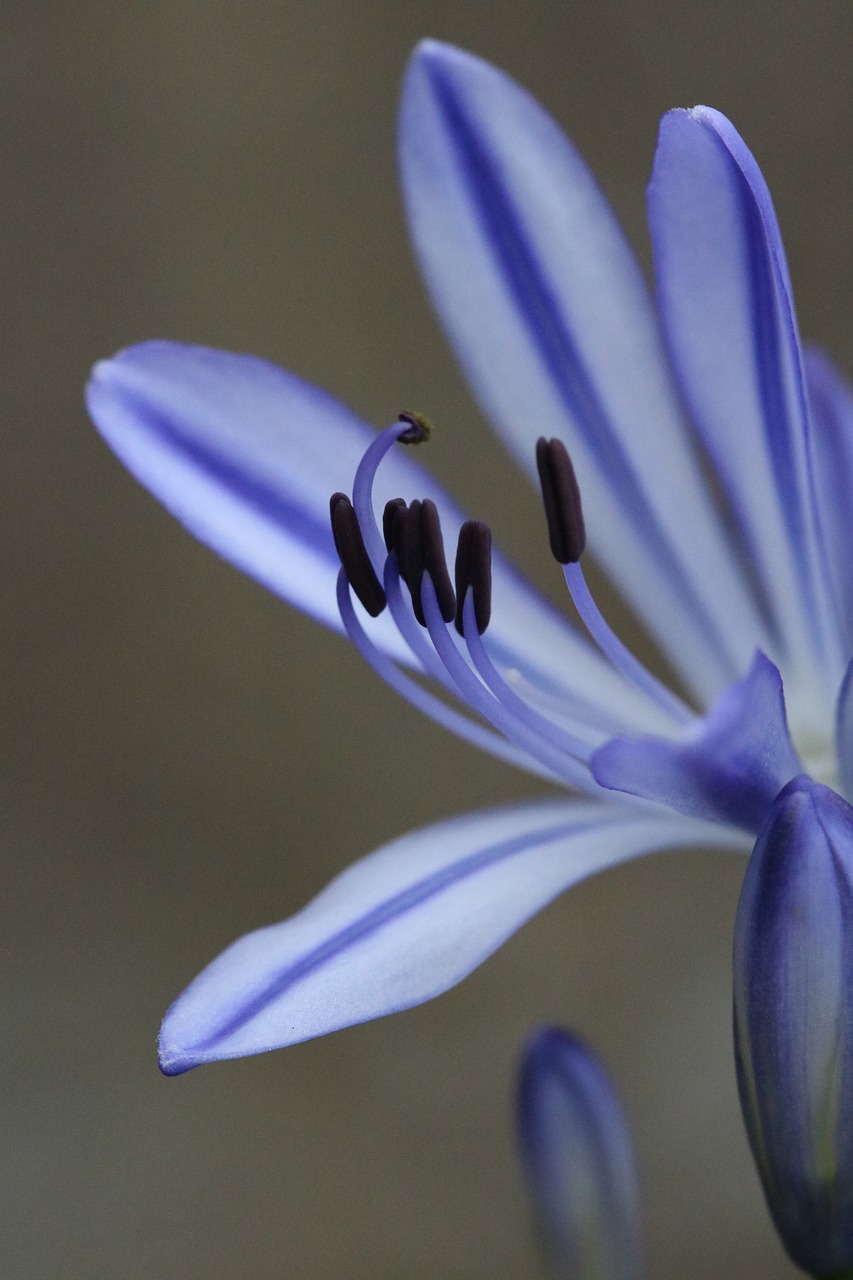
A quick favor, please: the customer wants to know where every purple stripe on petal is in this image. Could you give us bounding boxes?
[805,346,853,651]
[400,42,770,703]
[424,66,738,678]
[89,341,656,732]
[114,386,334,563]
[87,341,407,652]
[159,801,740,1073]
[649,108,842,709]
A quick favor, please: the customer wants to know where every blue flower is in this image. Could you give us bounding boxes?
[86,41,853,1075]
[734,776,853,1275]
[517,1027,642,1280]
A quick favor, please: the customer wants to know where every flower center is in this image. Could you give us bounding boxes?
[328,417,708,797]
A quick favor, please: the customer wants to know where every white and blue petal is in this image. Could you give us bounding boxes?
[733,776,853,1274]
[805,346,853,654]
[399,40,770,705]
[159,800,745,1074]
[87,341,407,648]
[591,652,800,831]
[88,340,669,734]
[648,108,843,733]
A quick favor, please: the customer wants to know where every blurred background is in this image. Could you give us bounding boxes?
[3,1,851,1275]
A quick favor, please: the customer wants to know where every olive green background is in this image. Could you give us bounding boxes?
[4,2,851,1276]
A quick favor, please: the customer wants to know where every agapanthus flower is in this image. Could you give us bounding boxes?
[87,40,853,1076]
[517,1026,642,1280]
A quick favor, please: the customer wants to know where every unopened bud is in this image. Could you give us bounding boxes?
[517,1027,641,1280]
[734,775,853,1276]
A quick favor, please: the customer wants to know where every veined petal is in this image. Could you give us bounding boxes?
[805,346,853,653]
[591,652,800,832]
[87,341,408,654]
[159,800,743,1074]
[648,108,842,731]
[399,40,770,704]
[87,340,675,734]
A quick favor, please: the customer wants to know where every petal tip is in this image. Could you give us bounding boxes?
[403,38,497,101]
[86,340,176,401]
[158,1037,200,1078]
[655,104,731,148]
[408,37,470,71]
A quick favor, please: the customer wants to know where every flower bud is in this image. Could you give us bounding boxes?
[734,774,853,1275]
[516,1026,642,1280]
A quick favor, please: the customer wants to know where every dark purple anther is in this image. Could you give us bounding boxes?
[455,520,492,635]
[329,492,386,617]
[382,497,407,552]
[402,500,426,623]
[536,438,586,563]
[420,500,456,623]
[387,498,456,626]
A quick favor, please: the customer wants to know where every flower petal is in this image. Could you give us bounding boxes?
[159,800,741,1073]
[591,652,800,832]
[399,40,770,704]
[805,346,853,653]
[87,340,673,733]
[648,107,842,729]
[87,341,411,658]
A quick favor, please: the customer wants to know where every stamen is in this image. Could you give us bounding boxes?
[462,593,596,761]
[564,561,694,726]
[421,501,456,623]
[385,554,462,694]
[533,439,694,727]
[385,550,583,773]
[382,497,406,552]
[335,569,555,779]
[329,493,386,617]
[536,437,586,564]
[390,499,456,626]
[421,575,603,793]
[402,500,425,622]
[455,520,492,635]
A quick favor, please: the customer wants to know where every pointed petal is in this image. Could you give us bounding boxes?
[87,340,674,734]
[87,341,411,658]
[805,347,853,652]
[648,107,842,725]
[159,800,739,1073]
[591,652,801,832]
[518,1028,642,1280]
[399,40,769,703]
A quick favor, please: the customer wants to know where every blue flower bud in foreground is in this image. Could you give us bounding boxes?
[734,775,853,1276]
[517,1027,642,1280]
